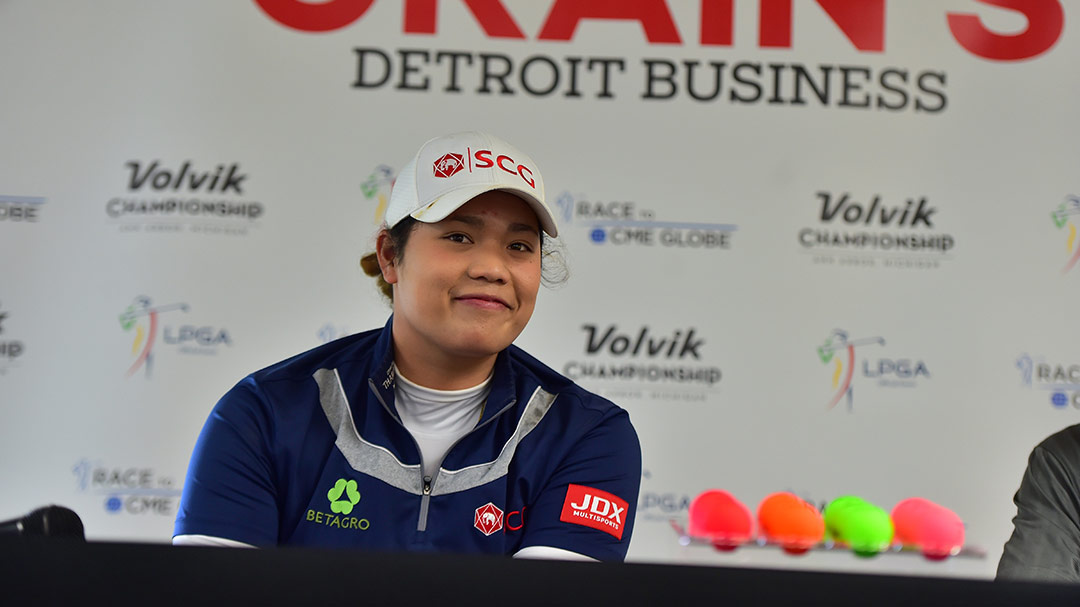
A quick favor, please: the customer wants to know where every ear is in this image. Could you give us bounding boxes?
[375,230,399,285]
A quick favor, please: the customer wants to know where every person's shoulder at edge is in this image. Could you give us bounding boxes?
[1034,423,1080,459]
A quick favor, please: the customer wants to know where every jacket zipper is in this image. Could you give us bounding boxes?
[368,378,519,533]
[418,475,432,532]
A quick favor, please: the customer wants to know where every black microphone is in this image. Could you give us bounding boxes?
[0,506,85,540]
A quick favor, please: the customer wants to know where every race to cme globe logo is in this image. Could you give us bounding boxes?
[252,0,1064,62]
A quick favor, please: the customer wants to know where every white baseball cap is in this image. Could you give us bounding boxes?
[384,131,558,237]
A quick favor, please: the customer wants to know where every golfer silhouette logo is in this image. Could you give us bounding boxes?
[818,329,884,411]
[118,296,188,378]
[1051,195,1080,275]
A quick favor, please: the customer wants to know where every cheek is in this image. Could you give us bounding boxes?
[516,266,542,310]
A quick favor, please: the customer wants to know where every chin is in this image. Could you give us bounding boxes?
[445,329,516,358]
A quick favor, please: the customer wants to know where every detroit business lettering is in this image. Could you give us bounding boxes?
[353,47,946,113]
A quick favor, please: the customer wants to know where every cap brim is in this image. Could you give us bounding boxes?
[409,183,558,237]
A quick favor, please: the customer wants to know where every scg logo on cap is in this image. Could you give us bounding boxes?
[433,153,465,179]
[433,148,537,189]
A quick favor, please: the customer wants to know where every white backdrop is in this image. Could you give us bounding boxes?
[1,0,1078,579]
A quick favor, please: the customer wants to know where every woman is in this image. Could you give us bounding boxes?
[173,131,641,561]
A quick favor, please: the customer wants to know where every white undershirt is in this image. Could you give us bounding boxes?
[392,366,489,479]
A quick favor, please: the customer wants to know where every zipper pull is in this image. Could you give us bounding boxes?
[423,476,432,495]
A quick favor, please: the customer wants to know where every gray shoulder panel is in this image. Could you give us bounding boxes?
[314,368,423,495]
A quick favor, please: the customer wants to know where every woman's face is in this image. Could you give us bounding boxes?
[381,191,542,364]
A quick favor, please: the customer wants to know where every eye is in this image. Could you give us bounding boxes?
[509,241,536,253]
[445,232,472,244]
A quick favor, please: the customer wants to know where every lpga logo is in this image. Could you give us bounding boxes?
[1051,196,1080,274]
[817,330,884,411]
[818,329,931,411]
[118,296,233,377]
[118,296,189,378]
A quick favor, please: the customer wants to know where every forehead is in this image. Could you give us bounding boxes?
[443,191,540,232]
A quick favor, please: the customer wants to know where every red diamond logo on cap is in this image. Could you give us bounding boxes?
[474,502,503,536]
[433,153,465,179]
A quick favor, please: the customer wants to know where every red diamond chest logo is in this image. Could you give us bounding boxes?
[433,153,464,178]
[474,502,503,536]
[560,484,628,540]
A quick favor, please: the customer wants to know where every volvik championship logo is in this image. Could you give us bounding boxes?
[564,323,721,404]
[105,160,265,236]
[1017,354,1080,409]
[0,302,26,374]
[118,296,233,378]
[256,0,1063,111]
[817,329,930,412]
[1050,196,1080,275]
[0,195,45,223]
[71,459,182,516]
[799,191,957,270]
[556,192,735,251]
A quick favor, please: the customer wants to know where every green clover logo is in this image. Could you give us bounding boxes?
[327,478,360,515]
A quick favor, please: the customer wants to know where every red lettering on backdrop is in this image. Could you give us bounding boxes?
[538,0,682,44]
[701,0,734,46]
[759,0,885,51]
[253,0,374,32]
[404,0,525,38]
[946,0,1064,61]
[254,0,1065,63]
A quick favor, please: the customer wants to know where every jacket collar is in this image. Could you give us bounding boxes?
[367,315,520,426]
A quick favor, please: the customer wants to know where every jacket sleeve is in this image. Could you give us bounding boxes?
[173,378,280,546]
[997,438,1080,582]
[517,406,642,561]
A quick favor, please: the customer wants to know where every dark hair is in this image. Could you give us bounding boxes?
[360,217,418,302]
[360,217,568,303]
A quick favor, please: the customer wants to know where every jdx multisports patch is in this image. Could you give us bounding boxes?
[560,484,629,540]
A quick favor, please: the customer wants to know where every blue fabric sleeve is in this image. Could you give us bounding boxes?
[174,378,280,546]
[517,408,642,561]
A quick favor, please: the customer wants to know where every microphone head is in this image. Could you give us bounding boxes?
[24,506,85,540]
[756,492,824,555]
[891,497,964,560]
[688,490,754,551]
[823,496,893,557]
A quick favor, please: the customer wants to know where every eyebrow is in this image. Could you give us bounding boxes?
[445,215,540,235]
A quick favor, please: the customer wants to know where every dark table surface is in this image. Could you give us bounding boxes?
[3,538,1079,606]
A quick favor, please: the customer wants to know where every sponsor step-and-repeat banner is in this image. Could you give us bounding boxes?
[1,0,1077,578]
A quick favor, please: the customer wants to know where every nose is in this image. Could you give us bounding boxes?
[466,242,510,284]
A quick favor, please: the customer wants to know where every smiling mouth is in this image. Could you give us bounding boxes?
[455,295,511,309]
